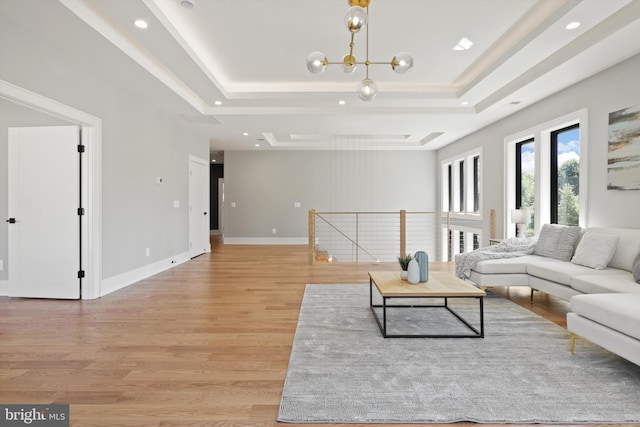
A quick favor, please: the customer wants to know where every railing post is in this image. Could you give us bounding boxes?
[400,210,406,257]
[308,209,315,265]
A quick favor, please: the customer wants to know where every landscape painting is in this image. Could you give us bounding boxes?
[608,105,640,190]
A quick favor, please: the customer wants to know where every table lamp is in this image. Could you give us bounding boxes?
[511,207,531,238]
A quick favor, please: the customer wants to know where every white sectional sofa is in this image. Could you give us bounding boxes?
[465,226,640,301]
[457,225,640,366]
[568,293,640,366]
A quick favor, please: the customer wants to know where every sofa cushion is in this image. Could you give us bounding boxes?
[570,293,640,341]
[472,255,556,274]
[571,230,619,269]
[588,227,640,272]
[527,261,623,286]
[534,224,581,261]
[570,272,640,294]
[633,254,640,283]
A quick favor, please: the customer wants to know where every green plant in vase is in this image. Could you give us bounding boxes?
[397,254,412,280]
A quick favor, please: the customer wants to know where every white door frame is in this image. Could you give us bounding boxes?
[1,79,102,299]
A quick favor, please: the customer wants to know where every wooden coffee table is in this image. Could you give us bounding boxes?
[369,270,486,338]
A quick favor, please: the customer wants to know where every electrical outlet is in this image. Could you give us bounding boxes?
[272,228,277,234]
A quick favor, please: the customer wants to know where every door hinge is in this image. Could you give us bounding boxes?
[78,270,85,279]
[78,208,85,216]
[78,144,85,153]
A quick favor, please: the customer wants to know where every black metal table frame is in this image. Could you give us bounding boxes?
[369,278,484,339]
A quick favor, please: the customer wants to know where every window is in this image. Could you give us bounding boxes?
[515,138,535,236]
[447,164,453,212]
[551,124,580,225]
[441,149,483,258]
[473,155,480,212]
[505,109,587,237]
[459,160,465,212]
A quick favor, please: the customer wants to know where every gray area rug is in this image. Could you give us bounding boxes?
[278,284,640,424]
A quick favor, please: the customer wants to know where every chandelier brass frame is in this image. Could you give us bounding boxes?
[306,0,413,101]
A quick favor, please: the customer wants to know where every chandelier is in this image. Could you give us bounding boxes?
[306,0,414,101]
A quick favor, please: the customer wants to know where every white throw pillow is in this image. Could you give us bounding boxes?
[534,224,581,261]
[571,231,619,270]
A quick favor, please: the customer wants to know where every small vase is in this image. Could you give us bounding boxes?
[401,270,408,280]
[407,259,420,284]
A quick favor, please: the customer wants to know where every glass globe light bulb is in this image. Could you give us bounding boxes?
[357,78,377,101]
[306,51,327,74]
[392,52,414,74]
[344,6,367,33]
[342,63,357,73]
[342,54,357,73]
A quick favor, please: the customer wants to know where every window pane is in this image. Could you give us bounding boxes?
[516,139,535,236]
[459,160,465,212]
[553,125,580,226]
[473,155,480,212]
[447,164,453,212]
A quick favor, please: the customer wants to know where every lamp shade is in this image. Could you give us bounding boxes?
[357,78,377,101]
[392,52,414,74]
[510,207,531,224]
[344,6,367,33]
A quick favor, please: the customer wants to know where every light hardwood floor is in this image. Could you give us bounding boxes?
[0,237,624,427]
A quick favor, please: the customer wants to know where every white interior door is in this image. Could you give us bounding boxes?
[8,126,81,299]
[189,156,209,258]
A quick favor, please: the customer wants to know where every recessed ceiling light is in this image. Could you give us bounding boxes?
[338,100,346,105]
[211,159,216,163]
[453,37,473,51]
[214,100,222,106]
[243,132,249,136]
[255,143,261,147]
[134,19,148,29]
[566,22,580,30]
[461,101,469,106]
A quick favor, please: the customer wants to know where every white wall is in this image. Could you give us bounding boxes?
[0,7,209,289]
[224,150,437,242]
[438,53,640,234]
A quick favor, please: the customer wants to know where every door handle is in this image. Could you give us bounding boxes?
[6,218,16,224]
[204,212,208,215]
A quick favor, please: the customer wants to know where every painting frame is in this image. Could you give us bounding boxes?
[608,105,640,190]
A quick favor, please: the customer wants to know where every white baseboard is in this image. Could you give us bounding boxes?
[0,280,7,296]
[223,237,308,245]
[100,251,190,297]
